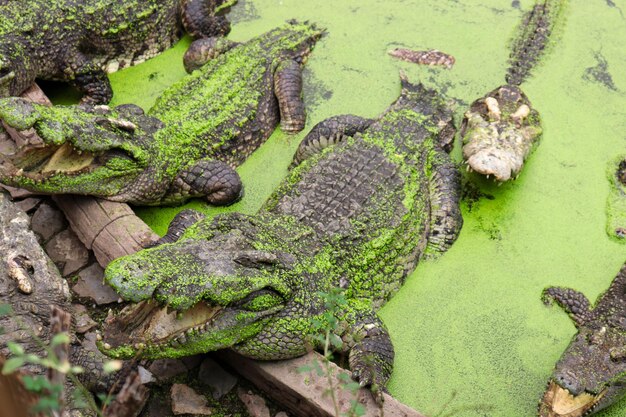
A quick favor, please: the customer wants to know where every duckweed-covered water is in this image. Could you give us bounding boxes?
[49,0,626,415]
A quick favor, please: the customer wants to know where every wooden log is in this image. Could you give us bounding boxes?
[51,195,158,267]
[18,84,159,267]
[217,351,426,417]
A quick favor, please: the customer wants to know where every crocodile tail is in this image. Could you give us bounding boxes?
[505,0,569,86]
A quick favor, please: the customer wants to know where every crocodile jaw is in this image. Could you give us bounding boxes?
[538,381,606,417]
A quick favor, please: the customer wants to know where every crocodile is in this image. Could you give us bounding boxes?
[607,157,626,241]
[0,0,237,104]
[539,262,626,417]
[0,21,322,205]
[97,75,463,396]
[0,190,120,401]
[461,0,567,182]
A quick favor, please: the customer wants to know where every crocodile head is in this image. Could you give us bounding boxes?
[0,98,164,201]
[461,84,542,182]
[258,20,324,63]
[539,264,626,416]
[538,326,626,417]
[99,220,295,359]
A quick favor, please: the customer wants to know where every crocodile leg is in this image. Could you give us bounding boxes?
[273,59,308,134]
[166,158,243,206]
[290,115,373,166]
[152,209,207,246]
[183,37,240,73]
[67,55,113,104]
[343,304,394,404]
[542,287,593,327]
[424,150,463,257]
[181,0,236,39]
[73,66,113,105]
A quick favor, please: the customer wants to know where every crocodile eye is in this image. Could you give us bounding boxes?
[238,289,283,312]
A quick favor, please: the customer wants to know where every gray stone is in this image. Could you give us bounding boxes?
[70,303,97,333]
[45,229,89,276]
[238,388,270,417]
[14,197,42,213]
[148,358,188,382]
[31,202,66,242]
[275,412,289,417]
[170,384,212,416]
[72,263,120,305]
[143,392,171,417]
[198,357,238,399]
[138,366,156,384]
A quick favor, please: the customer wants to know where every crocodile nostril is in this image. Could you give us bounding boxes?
[556,371,582,395]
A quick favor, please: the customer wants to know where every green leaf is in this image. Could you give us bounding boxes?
[50,332,70,347]
[7,341,24,356]
[102,360,123,374]
[330,333,344,350]
[352,402,366,416]
[32,396,60,413]
[343,381,361,393]
[22,375,53,392]
[55,360,71,374]
[24,354,41,364]
[0,303,13,317]
[2,357,25,374]
[297,364,312,373]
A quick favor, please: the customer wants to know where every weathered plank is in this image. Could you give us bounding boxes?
[217,351,426,417]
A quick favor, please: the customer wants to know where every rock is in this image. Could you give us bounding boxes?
[44,229,89,276]
[70,304,97,333]
[143,392,171,417]
[0,184,38,199]
[31,202,66,242]
[170,384,212,416]
[148,358,189,382]
[181,353,204,370]
[14,197,42,214]
[238,388,270,417]
[138,366,156,384]
[198,357,238,399]
[275,412,289,417]
[72,263,120,305]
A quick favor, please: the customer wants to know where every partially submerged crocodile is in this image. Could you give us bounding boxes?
[0,0,236,104]
[539,262,626,417]
[461,0,567,182]
[607,157,626,241]
[0,22,322,205]
[98,76,463,396]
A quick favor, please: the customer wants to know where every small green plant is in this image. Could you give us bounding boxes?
[298,289,366,417]
[0,302,120,416]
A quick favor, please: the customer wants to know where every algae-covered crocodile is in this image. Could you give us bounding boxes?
[0,22,322,205]
[461,0,567,182]
[97,75,463,396]
[607,157,626,241]
[539,262,626,417]
[0,0,237,104]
